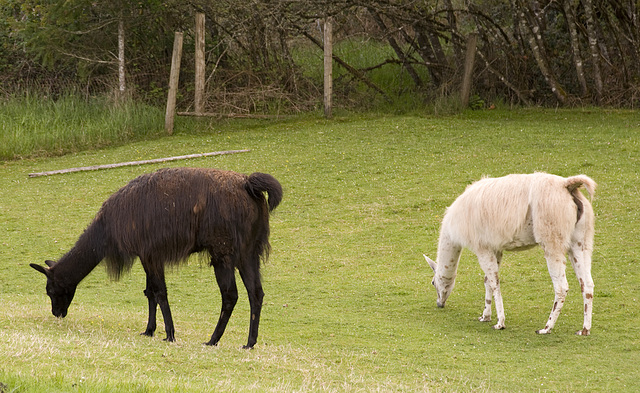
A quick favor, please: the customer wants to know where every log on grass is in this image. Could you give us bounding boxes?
[28,149,250,178]
[176,112,284,119]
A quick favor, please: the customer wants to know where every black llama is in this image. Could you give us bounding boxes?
[31,167,282,349]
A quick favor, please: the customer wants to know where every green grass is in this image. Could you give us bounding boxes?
[1,109,640,391]
[0,94,164,160]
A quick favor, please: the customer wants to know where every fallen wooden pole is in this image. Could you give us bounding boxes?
[176,112,286,119]
[28,149,250,178]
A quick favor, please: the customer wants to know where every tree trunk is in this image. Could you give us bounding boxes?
[582,0,603,102]
[475,48,532,105]
[562,0,588,96]
[414,28,443,87]
[601,3,631,88]
[443,0,463,61]
[369,9,422,88]
[517,1,566,104]
[428,30,448,78]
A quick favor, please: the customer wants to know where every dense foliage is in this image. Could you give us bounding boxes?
[1,0,639,108]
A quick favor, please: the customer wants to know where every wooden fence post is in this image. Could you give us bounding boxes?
[117,14,126,101]
[460,33,477,108]
[323,17,333,119]
[165,32,184,135]
[195,13,205,114]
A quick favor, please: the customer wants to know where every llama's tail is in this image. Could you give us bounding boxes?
[246,172,283,211]
[565,175,597,200]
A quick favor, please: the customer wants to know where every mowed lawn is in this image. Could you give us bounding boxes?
[1,109,639,392]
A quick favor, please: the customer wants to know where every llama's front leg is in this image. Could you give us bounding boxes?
[478,251,505,330]
[536,254,569,334]
[569,247,594,336]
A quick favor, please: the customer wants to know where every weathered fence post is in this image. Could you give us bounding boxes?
[165,32,184,135]
[461,33,477,108]
[323,17,333,119]
[117,13,126,101]
[195,13,205,114]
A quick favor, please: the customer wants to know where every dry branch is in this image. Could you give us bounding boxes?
[28,150,250,178]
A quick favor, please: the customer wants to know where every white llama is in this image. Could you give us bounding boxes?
[424,172,596,335]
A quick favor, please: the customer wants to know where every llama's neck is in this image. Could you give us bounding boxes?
[436,232,462,281]
[52,220,106,286]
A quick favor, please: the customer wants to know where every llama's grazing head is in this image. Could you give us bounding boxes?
[30,261,77,318]
[423,254,456,308]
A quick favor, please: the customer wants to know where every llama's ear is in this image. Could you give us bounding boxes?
[423,254,437,272]
[44,260,56,268]
[30,263,51,277]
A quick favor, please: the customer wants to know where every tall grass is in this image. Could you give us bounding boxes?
[0,94,164,160]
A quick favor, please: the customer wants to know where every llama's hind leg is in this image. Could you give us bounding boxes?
[477,251,505,330]
[569,246,594,336]
[239,260,264,349]
[536,252,569,334]
[205,261,238,346]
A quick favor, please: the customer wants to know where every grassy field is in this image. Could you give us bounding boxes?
[1,109,639,392]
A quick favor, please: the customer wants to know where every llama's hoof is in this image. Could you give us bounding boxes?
[536,327,552,334]
[242,344,255,350]
[204,340,219,346]
[478,316,491,322]
[576,328,590,336]
[140,331,154,337]
[492,324,505,330]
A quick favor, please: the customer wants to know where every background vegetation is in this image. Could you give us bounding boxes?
[1,109,639,392]
[2,0,640,111]
[0,94,163,160]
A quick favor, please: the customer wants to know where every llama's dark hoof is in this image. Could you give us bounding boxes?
[204,340,219,346]
[243,341,256,349]
[140,331,154,337]
[163,336,176,342]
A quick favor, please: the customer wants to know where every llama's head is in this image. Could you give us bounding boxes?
[30,261,77,318]
[423,254,455,308]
